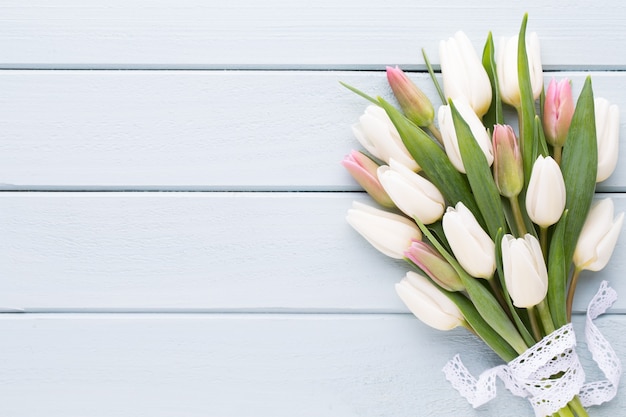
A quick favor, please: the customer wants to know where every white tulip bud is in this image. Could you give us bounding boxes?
[395,271,465,331]
[595,98,620,183]
[574,198,624,271]
[438,100,493,173]
[442,202,496,279]
[496,32,543,108]
[352,105,419,171]
[377,159,445,224]
[501,234,548,308]
[346,201,421,259]
[439,31,492,117]
[525,155,566,228]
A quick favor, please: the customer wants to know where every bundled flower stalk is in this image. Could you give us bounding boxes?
[342,15,622,417]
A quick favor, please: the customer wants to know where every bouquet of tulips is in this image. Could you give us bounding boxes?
[341,15,622,417]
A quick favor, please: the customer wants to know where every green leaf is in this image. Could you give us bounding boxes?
[338,81,379,105]
[445,291,518,362]
[517,13,538,185]
[548,210,569,327]
[376,98,483,222]
[481,31,503,128]
[415,217,528,355]
[533,115,549,158]
[450,100,507,239]
[422,48,446,105]
[560,77,598,274]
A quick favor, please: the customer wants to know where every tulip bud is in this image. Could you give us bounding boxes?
[377,159,445,224]
[497,32,543,108]
[442,202,496,279]
[525,155,566,228]
[501,234,548,308]
[405,240,464,291]
[346,201,421,259]
[594,98,620,183]
[543,78,575,147]
[352,105,419,171]
[573,198,624,271]
[386,66,435,127]
[492,124,524,198]
[438,100,494,173]
[439,31,492,117]
[395,271,466,331]
[341,151,395,208]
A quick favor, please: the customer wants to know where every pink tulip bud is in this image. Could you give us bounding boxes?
[492,124,524,198]
[341,151,395,208]
[386,66,435,127]
[405,241,464,292]
[543,78,575,147]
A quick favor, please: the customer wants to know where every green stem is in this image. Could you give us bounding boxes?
[553,145,563,165]
[488,277,513,321]
[537,298,556,334]
[556,405,576,417]
[508,195,528,236]
[569,396,589,417]
[427,123,443,145]
[527,306,542,342]
[566,267,582,321]
[540,226,549,262]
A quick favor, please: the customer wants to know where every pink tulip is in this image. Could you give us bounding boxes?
[543,79,574,146]
[341,151,395,208]
[386,66,435,127]
[405,240,464,292]
[492,124,523,198]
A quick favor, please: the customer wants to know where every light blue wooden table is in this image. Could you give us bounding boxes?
[0,1,625,416]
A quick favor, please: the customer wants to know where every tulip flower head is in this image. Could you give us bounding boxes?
[377,159,445,224]
[574,198,624,272]
[492,124,524,198]
[438,100,494,173]
[396,271,466,331]
[346,201,422,259]
[595,98,620,183]
[525,155,566,228]
[405,240,464,291]
[442,202,496,279]
[341,150,395,208]
[501,234,548,308]
[352,105,419,171]
[386,66,435,127]
[497,32,543,108]
[439,31,492,117]
[543,78,575,147]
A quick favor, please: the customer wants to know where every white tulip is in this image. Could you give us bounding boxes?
[346,201,421,259]
[438,100,493,173]
[525,155,566,228]
[574,198,624,271]
[377,159,445,224]
[439,31,492,117]
[497,32,543,108]
[595,98,620,182]
[442,202,495,279]
[352,105,419,171]
[501,234,548,308]
[395,271,465,331]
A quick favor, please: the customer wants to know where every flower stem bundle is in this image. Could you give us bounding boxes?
[341,14,622,417]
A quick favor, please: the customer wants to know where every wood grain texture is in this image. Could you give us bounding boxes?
[2,192,624,314]
[0,70,624,191]
[0,0,624,69]
[0,313,624,417]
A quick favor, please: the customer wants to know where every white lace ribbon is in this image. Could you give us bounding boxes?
[442,281,621,417]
